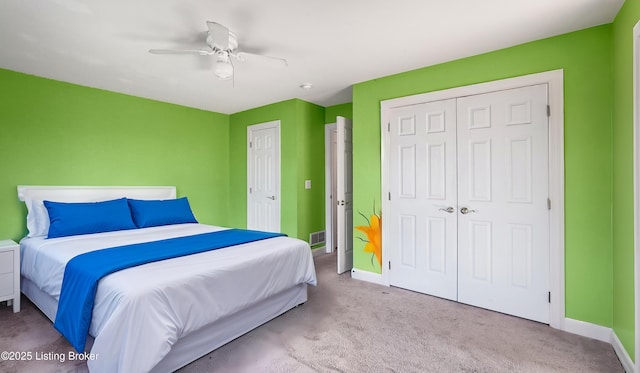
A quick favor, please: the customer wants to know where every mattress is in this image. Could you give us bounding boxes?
[20,223,317,372]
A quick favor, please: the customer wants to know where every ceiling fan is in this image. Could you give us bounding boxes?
[149,21,288,80]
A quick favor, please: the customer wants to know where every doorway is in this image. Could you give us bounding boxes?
[325,116,354,274]
[325,123,337,254]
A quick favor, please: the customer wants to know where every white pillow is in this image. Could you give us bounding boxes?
[25,198,50,237]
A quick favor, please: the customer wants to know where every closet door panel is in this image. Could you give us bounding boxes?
[457,84,550,323]
[388,99,458,301]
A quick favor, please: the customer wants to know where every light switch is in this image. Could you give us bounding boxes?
[305,180,312,189]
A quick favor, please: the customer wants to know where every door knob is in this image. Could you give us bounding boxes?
[460,207,477,215]
[438,206,455,213]
[266,195,276,200]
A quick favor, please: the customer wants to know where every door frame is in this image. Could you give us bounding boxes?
[325,123,337,254]
[633,20,640,373]
[380,69,564,329]
[247,120,281,231]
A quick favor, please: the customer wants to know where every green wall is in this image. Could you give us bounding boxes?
[612,0,640,359]
[296,100,327,246]
[228,99,326,241]
[352,25,614,327]
[325,102,353,123]
[0,69,231,242]
[0,68,335,247]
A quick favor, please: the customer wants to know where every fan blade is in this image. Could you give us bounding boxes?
[206,21,230,50]
[234,52,288,68]
[149,49,213,56]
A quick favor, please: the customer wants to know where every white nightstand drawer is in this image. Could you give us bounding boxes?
[0,273,12,297]
[0,251,13,274]
[0,240,19,312]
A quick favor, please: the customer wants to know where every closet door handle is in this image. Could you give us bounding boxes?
[439,206,455,213]
[460,207,477,215]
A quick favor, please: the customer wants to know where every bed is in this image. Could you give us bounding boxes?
[16,185,317,373]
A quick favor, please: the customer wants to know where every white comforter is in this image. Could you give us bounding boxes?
[20,224,317,373]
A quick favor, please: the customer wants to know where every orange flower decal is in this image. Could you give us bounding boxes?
[356,212,382,269]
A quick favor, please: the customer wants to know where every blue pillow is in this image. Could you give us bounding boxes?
[127,197,198,228]
[44,198,137,239]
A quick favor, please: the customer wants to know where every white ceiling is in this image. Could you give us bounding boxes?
[0,0,625,114]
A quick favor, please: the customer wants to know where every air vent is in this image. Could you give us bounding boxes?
[309,231,326,246]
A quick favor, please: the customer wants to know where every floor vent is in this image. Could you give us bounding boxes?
[309,231,326,246]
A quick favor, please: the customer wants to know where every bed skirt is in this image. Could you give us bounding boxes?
[21,276,308,372]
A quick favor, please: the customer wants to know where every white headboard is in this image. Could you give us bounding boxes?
[17,186,177,202]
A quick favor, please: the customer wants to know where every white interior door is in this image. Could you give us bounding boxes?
[457,84,549,323]
[337,116,353,274]
[388,99,458,300]
[247,121,280,233]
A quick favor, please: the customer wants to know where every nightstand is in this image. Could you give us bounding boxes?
[0,240,19,313]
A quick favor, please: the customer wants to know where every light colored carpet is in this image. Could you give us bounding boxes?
[0,253,624,372]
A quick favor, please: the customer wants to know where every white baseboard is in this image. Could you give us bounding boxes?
[350,268,385,285]
[611,331,634,373]
[561,318,611,343]
[561,318,634,372]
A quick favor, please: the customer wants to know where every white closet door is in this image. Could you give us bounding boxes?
[388,99,458,300]
[457,84,550,323]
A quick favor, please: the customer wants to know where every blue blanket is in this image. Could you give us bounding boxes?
[54,228,285,352]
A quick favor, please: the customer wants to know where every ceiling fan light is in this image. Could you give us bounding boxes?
[213,52,233,80]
